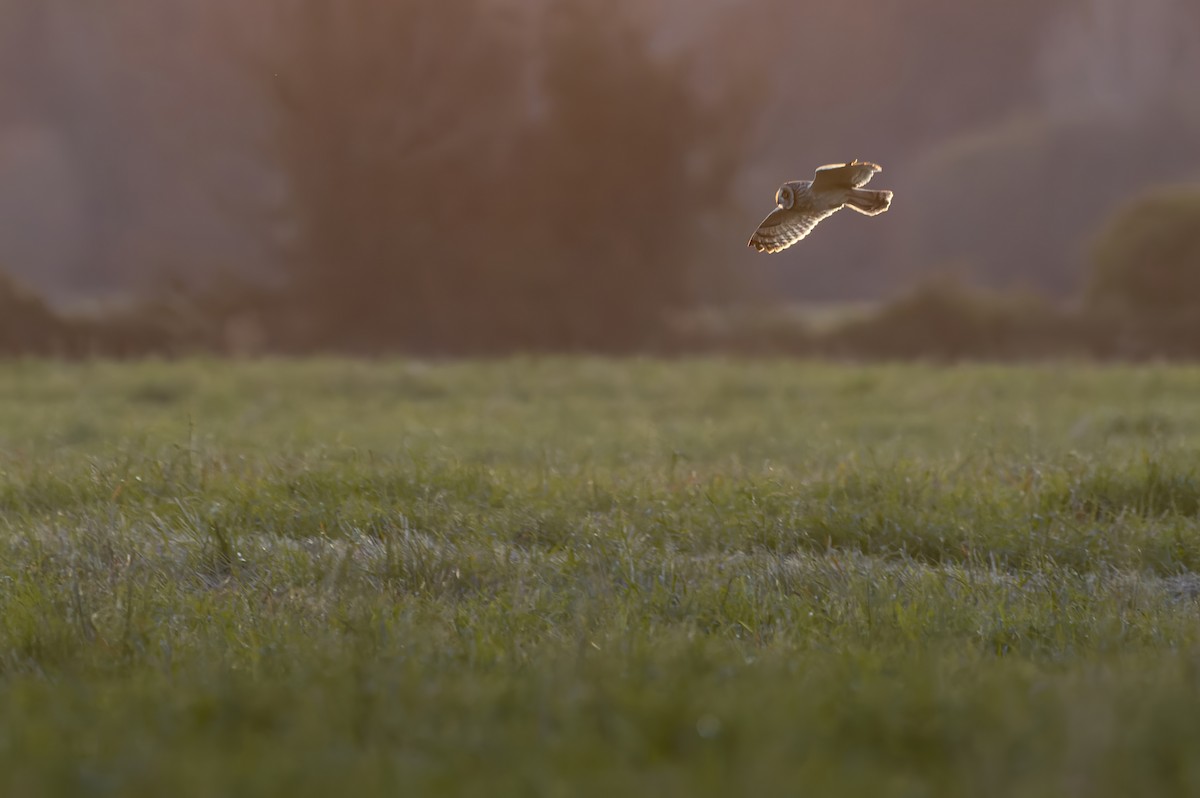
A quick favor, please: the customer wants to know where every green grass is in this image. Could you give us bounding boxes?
[3,358,1200,796]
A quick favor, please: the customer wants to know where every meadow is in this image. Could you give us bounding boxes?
[2,358,1200,796]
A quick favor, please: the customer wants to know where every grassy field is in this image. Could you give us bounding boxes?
[3,358,1200,796]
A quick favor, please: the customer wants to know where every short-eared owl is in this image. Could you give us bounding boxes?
[748,160,893,254]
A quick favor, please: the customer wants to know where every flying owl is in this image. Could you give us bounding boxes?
[748,160,893,254]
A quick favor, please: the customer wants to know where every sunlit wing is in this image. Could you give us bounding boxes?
[811,160,882,191]
[747,207,835,253]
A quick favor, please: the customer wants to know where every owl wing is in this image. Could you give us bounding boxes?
[747,206,838,253]
[811,160,882,191]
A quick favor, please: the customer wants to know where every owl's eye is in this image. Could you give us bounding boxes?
[776,186,794,209]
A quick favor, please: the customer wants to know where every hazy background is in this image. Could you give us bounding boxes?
[2,0,1199,353]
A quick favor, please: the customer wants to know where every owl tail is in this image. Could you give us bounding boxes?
[845,188,893,216]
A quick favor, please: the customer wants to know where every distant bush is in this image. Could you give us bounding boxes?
[1078,186,1200,359]
[1086,187,1200,317]
[661,306,820,356]
[824,278,1087,361]
[659,280,1089,361]
[0,271,74,356]
[3,265,1199,362]
[0,269,231,359]
[662,275,1200,362]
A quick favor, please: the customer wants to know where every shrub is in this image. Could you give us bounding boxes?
[1085,187,1200,318]
[824,278,1086,361]
[0,271,78,356]
[1077,186,1200,359]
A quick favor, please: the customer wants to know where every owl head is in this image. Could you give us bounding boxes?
[775,184,795,210]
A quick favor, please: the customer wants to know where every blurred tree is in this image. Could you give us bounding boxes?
[257,0,752,353]
[1086,187,1200,319]
[513,2,753,350]
[256,0,522,351]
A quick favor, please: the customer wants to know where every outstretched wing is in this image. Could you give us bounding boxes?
[747,206,838,253]
[811,160,882,191]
